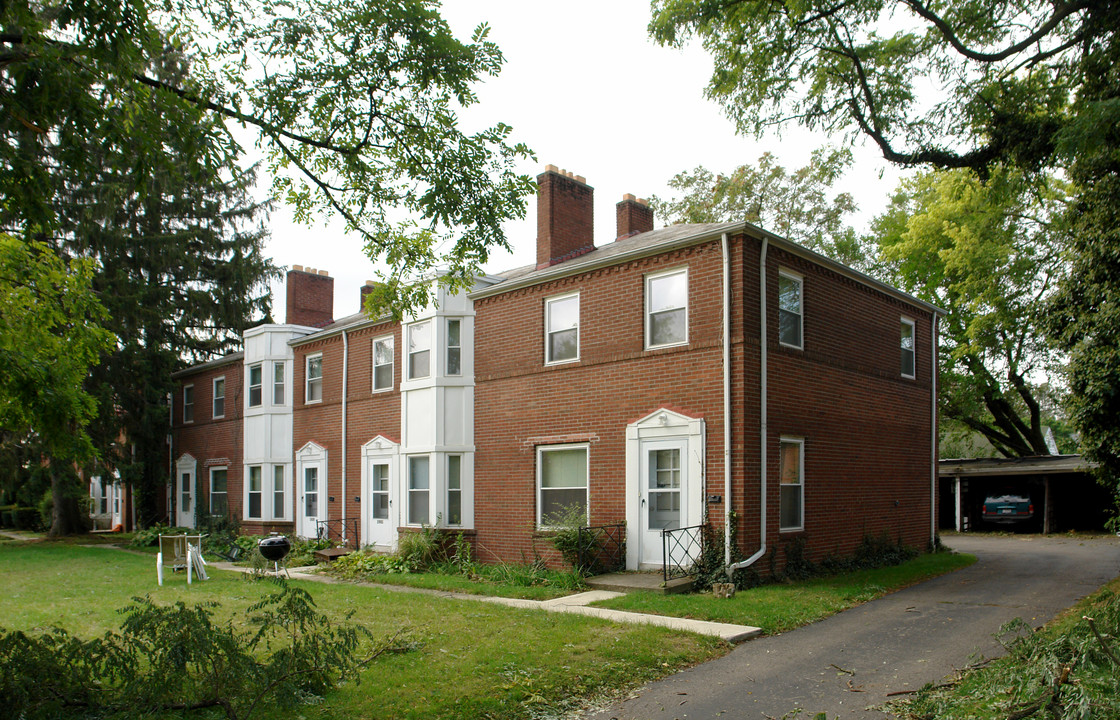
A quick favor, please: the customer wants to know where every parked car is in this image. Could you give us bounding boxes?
[982,490,1035,525]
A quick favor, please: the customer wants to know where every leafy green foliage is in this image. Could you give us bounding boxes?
[899,585,1120,719]
[653,148,870,269]
[871,167,1070,457]
[0,580,405,720]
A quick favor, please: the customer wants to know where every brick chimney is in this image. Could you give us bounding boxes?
[359,280,377,313]
[537,165,594,269]
[616,194,653,240]
[286,266,334,327]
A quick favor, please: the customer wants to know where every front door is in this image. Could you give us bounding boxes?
[367,460,395,547]
[178,471,195,529]
[298,465,321,538]
[639,439,687,567]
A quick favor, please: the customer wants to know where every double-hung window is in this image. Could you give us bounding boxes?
[545,293,579,363]
[306,354,322,403]
[407,455,430,525]
[446,319,462,375]
[778,270,803,349]
[248,364,263,407]
[210,467,228,516]
[273,466,286,519]
[373,336,394,391]
[447,455,462,526]
[537,444,588,528]
[212,377,225,418]
[274,362,286,405]
[247,465,262,519]
[408,321,431,380]
[901,317,916,378]
[779,438,804,531]
[646,269,688,348]
[182,385,194,423]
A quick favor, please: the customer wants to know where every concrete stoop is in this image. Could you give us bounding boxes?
[585,572,694,595]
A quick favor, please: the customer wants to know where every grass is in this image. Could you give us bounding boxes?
[591,551,977,634]
[892,575,1120,719]
[0,540,725,719]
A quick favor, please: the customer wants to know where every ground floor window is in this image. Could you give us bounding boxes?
[247,465,262,519]
[210,467,228,516]
[780,438,804,531]
[537,444,588,528]
[447,455,462,526]
[408,455,430,525]
[273,466,286,519]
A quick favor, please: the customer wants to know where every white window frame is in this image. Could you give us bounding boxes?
[372,335,394,392]
[778,269,804,350]
[407,321,432,380]
[446,319,462,376]
[248,363,263,407]
[406,454,431,526]
[273,362,286,405]
[447,454,462,526]
[209,466,228,516]
[246,465,263,520]
[536,443,589,529]
[306,354,323,403]
[272,465,287,520]
[545,292,580,364]
[645,268,689,350]
[901,316,916,379]
[182,384,194,423]
[212,377,225,419]
[779,437,805,532]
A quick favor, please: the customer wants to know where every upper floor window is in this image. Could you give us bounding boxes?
[182,385,194,423]
[212,377,225,418]
[274,362,286,405]
[306,354,323,403]
[778,270,803,349]
[373,336,394,391]
[901,318,916,378]
[779,438,804,531]
[408,321,431,380]
[646,269,688,348]
[545,293,579,363]
[446,319,462,375]
[537,444,588,528]
[248,363,263,407]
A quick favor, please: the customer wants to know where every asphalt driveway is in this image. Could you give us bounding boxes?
[588,533,1120,720]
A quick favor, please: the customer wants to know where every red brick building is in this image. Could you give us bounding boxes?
[171,164,940,576]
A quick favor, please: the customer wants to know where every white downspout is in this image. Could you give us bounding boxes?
[729,236,768,575]
[930,314,938,544]
[721,234,732,568]
[341,329,349,542]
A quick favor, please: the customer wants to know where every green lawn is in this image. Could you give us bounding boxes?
[591,551,977,634]
[0,541,726,719]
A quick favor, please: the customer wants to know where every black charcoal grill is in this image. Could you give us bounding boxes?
[258,535,291,572]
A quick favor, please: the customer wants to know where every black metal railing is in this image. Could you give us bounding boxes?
[577,523,626,574]
[316,518,360,549]
[662,523,705,581]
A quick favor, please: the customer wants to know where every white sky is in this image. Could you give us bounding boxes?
[262,0,908,319]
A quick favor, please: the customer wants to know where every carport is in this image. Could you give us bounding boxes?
[939,455,1110,533]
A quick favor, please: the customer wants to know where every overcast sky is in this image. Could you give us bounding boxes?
[262,0,907,319]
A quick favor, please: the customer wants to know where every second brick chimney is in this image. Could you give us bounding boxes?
[537,165,594,269]
[616,194,654,240]
[286,265,334,327]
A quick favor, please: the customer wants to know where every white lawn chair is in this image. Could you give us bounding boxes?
[157,534,208,585]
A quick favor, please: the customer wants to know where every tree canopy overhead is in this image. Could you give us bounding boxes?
[649,0,1113,175]
[2,0,535,316]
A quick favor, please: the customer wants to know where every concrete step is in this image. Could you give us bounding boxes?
[586,572,694,594]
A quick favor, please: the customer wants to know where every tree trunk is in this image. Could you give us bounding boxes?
[49,466,88,537]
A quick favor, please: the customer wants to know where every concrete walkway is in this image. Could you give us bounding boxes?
[209,561,762,643]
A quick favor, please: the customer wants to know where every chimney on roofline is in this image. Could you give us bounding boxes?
[616,193,653,240]
[359,280,378,313]
[536,164,594,269]
[286,266,334,327]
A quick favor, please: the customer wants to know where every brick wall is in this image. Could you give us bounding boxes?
[173,358,244,526]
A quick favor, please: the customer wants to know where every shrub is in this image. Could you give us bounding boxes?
[12,507,41,531]
[0,580,412,720]
[542,505,599,573]
[397,524,445,571]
